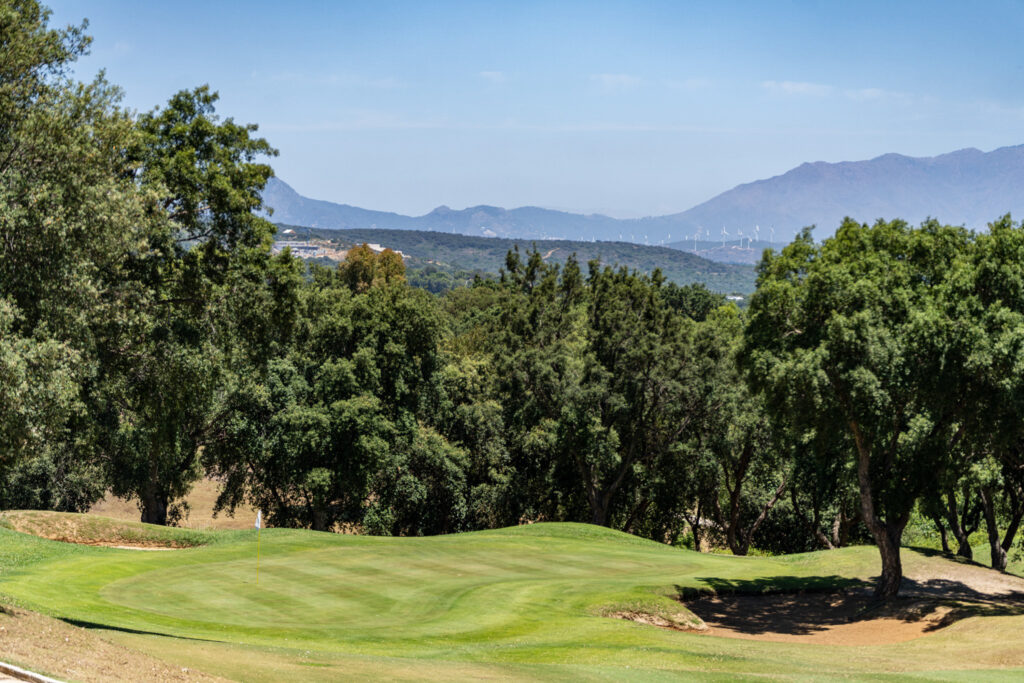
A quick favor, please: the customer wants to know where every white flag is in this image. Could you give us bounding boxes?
[255,510,262,529]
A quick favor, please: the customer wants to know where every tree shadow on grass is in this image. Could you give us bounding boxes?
[677,575,1024,637]
[62,618,230,643]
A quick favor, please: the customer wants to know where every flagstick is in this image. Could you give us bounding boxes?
[256,524,261,585]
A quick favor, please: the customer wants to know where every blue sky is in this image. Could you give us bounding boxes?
[46,1,1024,217]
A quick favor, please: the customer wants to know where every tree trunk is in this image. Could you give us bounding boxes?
[979,486,1008,572]
[311,508,328,532]
[827,511,842,549]
[929,512,950,553]
[684,499,704,552]
[622,498,650,535]
[849,417,905,599]
[944,489,973,560]
[140,490,169,525]
[875,523,904,599]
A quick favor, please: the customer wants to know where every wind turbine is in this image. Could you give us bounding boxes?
[770,226,775,249]
[738,229,745,249]
[721,227,728,247]
[755,225,760,247]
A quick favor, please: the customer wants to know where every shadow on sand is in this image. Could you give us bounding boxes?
[679,574,1024,637]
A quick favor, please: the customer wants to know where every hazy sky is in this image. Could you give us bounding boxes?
[46,0,1024,217]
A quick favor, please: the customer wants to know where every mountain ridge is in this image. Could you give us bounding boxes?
[264,144,1024,245]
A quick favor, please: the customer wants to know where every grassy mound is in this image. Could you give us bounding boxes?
[0,510,213,548]
[0,516,1023,679]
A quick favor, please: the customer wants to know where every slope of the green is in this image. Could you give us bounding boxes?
[281,225,757,294]
[1,519,1023,680]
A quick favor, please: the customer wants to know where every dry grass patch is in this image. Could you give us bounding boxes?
[0,511,207,548]
[89,478,257,531]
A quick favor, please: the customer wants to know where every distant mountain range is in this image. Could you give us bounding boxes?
[658,145,1024,242]
[263,144,1024,247]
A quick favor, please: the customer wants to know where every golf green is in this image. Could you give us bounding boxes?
[1,518,1023,680]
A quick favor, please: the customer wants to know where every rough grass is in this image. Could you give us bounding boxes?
[1,515,1024,680]
[0,510,212,548]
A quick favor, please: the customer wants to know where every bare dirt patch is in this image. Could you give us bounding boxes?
[609,610,706,632]
[0,604,226,682]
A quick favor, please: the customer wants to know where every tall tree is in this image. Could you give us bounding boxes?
[0,0,144,504]
[207,254,456,534]
[744,220,978,598]
[957,216,1024,570]
[98,86,278,524]
[496,250,709,530]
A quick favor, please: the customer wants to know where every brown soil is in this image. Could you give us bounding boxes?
[0,604,227,682]
[679,557,1024,646]
[609,610,706,632]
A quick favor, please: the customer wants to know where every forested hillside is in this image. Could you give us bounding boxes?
[280,225,757,294]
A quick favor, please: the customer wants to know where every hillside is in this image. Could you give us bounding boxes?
[282,225,757,294]
[264,177,629,242]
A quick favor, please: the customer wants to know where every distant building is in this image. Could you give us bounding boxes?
[272,241,325,258]
[365,243,406,258]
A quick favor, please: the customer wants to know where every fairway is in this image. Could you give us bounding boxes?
[1,517,1024,680]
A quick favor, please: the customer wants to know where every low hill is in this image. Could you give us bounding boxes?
[283,225,757,294]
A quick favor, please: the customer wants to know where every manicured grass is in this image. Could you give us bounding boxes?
[1,518,1024,680]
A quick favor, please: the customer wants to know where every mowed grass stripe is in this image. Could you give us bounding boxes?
[4,521,1024,678]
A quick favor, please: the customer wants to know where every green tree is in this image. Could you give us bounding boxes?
[97,86,278,524]
[695,307,789,555]
[0,0,144,506]
[744,219,979,598]
[208,266,453,533]
[956,215,1024,570]
[495,250,709,531]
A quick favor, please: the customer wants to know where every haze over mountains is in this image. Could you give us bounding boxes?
[264,145,1024,246]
